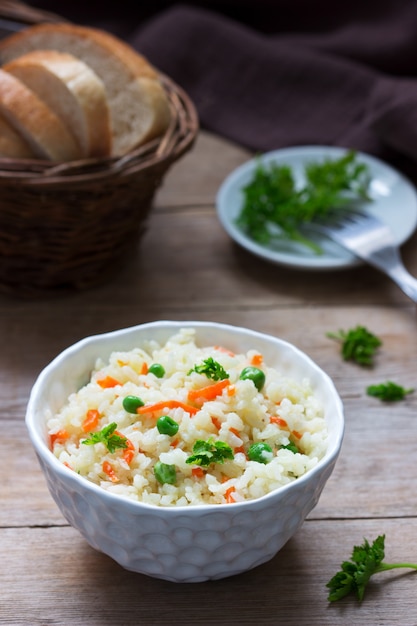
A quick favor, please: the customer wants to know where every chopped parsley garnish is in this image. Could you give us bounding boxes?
[366,381,414,402]
[188,357,229,381]
[186,438,234,467]
[327,325,382,366]
[236,151,371,253]
[327,535,417,602]
[82,422,127,453]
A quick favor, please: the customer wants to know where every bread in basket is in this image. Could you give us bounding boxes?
[0,2,198,295]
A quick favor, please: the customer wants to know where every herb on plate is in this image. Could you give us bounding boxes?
[82,422,128,453]
[188,357,229,381]
[326,535,417,602]
[236,150,371,253]
[186,438,234,467]
[326,325,382,366]
[366,381,414,402]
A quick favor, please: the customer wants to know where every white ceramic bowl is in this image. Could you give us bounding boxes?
[25,320,344,582]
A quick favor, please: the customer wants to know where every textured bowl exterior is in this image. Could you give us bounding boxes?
[26,321,344,582]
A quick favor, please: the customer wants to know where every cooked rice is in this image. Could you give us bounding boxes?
[47,328,328,506]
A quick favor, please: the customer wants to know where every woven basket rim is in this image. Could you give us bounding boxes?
[0,74,199,185]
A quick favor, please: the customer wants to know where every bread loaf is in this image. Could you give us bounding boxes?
[0,23,171,156]
[0,68,82,161]
[0,111,35,158]
[4,50,111,158]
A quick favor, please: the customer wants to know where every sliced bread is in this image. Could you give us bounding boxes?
[4,50,111,158]
[0,68,82,161]
[0,23,171,156]
[0,112,35,158]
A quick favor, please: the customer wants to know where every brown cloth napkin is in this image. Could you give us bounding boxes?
[131,5,417,176]
[28,1,417,178]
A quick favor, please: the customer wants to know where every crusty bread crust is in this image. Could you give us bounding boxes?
[0,68,82,161]
[0,23,171,156]
[0,112,35,158]
[4,50,112,158]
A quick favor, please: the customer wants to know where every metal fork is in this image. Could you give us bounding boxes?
[309,209,417,303]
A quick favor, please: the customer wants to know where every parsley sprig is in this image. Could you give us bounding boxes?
[82,422,127,453]
[186,438,234,467]
[236,151,371,253]
[188,357,229,381]
[327,325,382,366]
[366,381,414,402]
[327,535,417,602]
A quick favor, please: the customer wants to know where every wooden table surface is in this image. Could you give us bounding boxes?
[2,131,417,626]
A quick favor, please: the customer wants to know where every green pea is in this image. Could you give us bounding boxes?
[156,415,179,436]
[154,461,177,485]
[239,366,266,391]
[248,442,273,464]
[148,363,165,378]
[122,395,144,413]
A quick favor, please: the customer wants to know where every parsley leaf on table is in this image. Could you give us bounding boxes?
[366,381,414,402]
[327,535,417,602]
[326,325,382,366]
[236,151,371,253]
[82,422,127,454]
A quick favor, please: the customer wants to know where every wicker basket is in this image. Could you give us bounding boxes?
[0,2,199,295]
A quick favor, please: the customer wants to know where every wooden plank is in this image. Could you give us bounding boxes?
[74,208,417,307]
[2,520,417,625]
[1,421,66,526]
[154,131,252,208]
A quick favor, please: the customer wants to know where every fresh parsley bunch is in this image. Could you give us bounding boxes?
[327,535,417,602]
[186,438,234,467]
[237,151,371,253]
[82,422,127,453]
[366,381,414,402]
[326,325,382,366]
[188,357,229,381]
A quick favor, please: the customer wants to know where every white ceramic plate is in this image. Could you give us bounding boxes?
[216,145,417,270]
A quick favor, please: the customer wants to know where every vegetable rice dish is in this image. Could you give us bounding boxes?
[47,328,328,506]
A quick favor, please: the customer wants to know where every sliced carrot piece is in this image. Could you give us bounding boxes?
[97,375,121,388]
[250,353,263,366]
[50,429,69,447]
[188,379,230,404]
[137,400,199,416]
[192,467,205,478]
[140,362,148,375]
[225,486,236,503]
[214,345,235,357]
[102,461,119,483]
[227,384,236,396]
[115,433,135,465]
[211,416,221,430]
[270,416,288,429]
[82,409,100,433]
